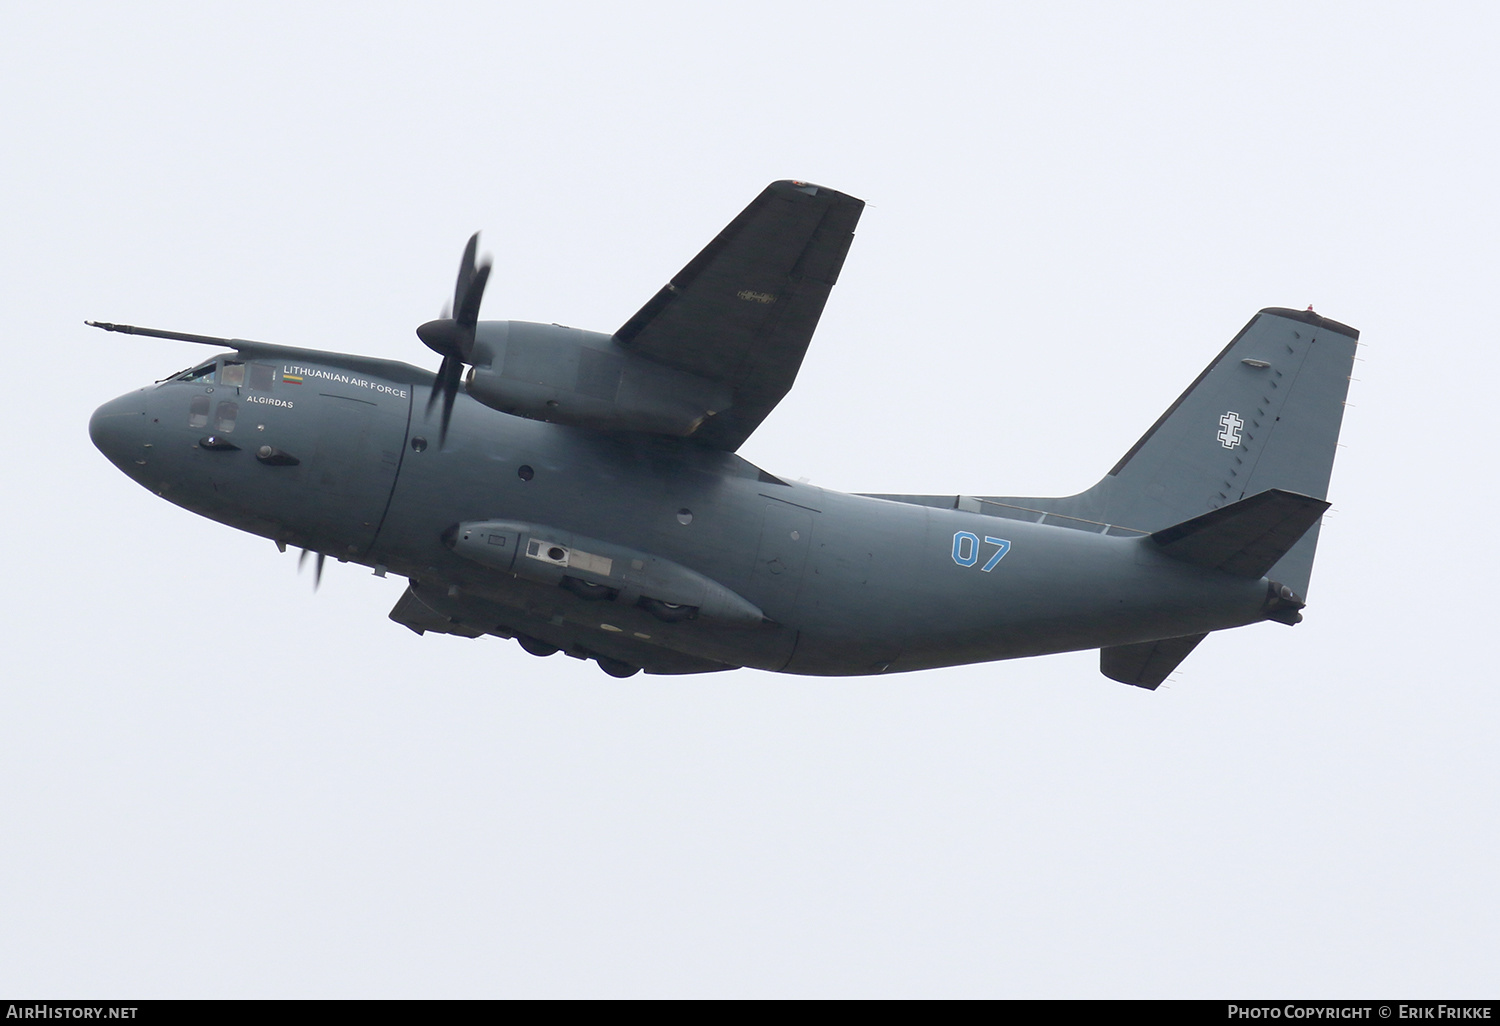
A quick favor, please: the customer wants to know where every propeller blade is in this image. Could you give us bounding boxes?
[425,353,456,418]
[438,356,463,447]
[298,547,309,572]
[314,552,325,590]
[425,352,465,445]
[454,233,480,320]
[455,261,491,334]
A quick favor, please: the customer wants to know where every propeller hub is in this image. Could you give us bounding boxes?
[417,318,463,358]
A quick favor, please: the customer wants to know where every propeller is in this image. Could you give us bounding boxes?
[417,233,492,447]
[298,547,326,590]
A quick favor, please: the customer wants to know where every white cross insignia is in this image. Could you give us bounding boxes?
[1218,411,1243,449]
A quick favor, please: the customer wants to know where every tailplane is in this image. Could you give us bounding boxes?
[1149,488,1331,581]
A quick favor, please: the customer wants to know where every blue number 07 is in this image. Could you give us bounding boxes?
[952,532,1011,572]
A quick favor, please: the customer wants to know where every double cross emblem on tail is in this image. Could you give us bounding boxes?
[1218,411,1244,449]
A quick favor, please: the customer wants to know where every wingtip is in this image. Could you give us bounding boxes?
[770,180,864,207]
[1259,306,1360,340]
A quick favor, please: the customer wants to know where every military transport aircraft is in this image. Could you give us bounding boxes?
[88,180,1358,687]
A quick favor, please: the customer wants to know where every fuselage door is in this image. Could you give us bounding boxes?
[304,393,407,554]
[751,498,816,623]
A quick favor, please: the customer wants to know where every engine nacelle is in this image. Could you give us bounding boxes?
[464,321,730,436]
[445,518,767,627]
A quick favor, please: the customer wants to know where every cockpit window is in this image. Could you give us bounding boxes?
[221,362,246,388]
[248,363,275,392]
[178,363,216,384]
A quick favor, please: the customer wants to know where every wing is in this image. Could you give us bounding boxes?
[613,180,865,451]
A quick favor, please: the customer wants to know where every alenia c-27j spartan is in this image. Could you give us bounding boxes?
[90,180,1356,687]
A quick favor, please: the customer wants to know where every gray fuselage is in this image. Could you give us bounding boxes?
[90,344,1273,677]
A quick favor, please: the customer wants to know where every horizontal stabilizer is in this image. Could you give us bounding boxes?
[1150,488,1330,579]
[1101,633,1207,690]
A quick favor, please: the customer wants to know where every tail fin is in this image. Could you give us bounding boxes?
[992,307,1358,596]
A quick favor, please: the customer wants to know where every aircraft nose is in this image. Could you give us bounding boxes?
[89,390,150,468]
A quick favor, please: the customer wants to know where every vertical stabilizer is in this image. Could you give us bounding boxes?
[992,308,1358,596]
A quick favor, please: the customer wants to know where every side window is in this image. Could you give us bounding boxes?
[214,401,238,433]
[221,362,246,388]
[189,396,210,429]
[248,364,275,392]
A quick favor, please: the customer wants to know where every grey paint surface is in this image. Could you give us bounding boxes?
[89,189,1356,687]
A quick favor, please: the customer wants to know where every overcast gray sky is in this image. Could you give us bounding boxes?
[2,0,1496,997]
